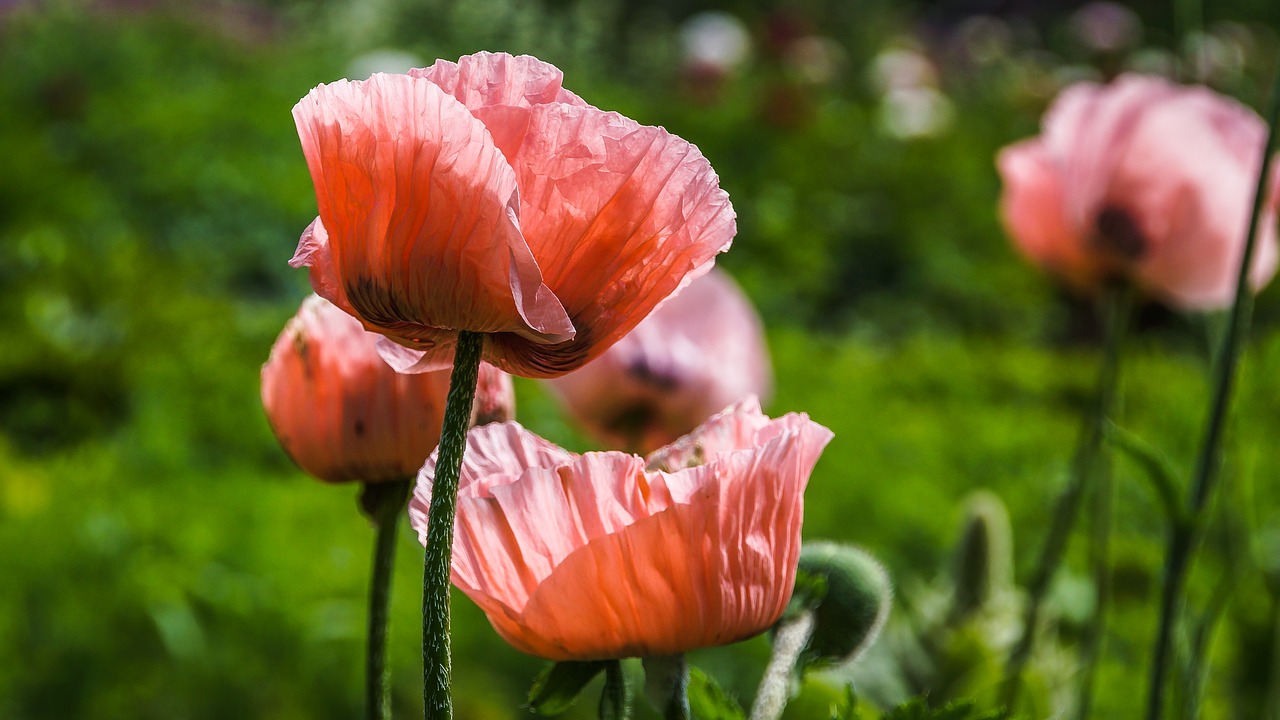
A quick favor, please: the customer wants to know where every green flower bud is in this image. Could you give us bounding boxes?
[949,491,1013,621]
[791,542,893,668]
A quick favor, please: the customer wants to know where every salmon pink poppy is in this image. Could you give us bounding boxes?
[997,73,1279,310]
[290,52,736,378]
[407,397,832,661]
[547,269,771,454]
[261,294,514,483]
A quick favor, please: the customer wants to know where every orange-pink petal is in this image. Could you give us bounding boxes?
[409,399,832,660]
[291,72,573,357]
[483,103,736,377]
[547,269,772,454]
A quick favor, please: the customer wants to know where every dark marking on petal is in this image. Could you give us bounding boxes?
[1093,205,1147,261]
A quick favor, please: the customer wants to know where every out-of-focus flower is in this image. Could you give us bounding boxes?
[546,269,770,455]
[409,397,832,660]
[1068,2,1142,55]
[680,11,751,77]
[870,47,938,95]
[997,73,1279,309]
[679,11,752,103]
[785,36,845,86]
[290,52,735,379]
[260,294,514,483]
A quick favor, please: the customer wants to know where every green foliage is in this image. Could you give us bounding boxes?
[880,698,1009,720]
[528,661,610,716]
[3,1,1280,719]
[688,667,745,720]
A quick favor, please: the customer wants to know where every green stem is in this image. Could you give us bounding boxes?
[1143,67,1280,720]
[750,610,816,720]
[1176,0,1203,80]
[643,655,690,720]
[1075,454,1114,720]
[1001,283,1132,709]
[362,478,412,720]
[422,331,484,720]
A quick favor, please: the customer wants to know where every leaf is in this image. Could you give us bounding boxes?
[687,666,745,720]
[1105,421,1185,527]
[527,660,608,716]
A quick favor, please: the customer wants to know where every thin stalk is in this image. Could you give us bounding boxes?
[1176,0,1203,81]
[1075,455,1114,720]
[422,331,484,720]
[1143,68,1280,720]
[750,611,816,720]
[1001,284,1132,709]
[362,478,412,720]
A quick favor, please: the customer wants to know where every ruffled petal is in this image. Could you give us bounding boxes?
[292,73,573,345]
[411,52,589,162]
[408,407,833,661]
[485,103,736,377]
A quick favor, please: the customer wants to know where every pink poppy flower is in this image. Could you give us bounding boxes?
[547,269,772,455]
[408,397,832,660]
[997,73,1279,310]
[290,52,736,378]
[260,295,514,483]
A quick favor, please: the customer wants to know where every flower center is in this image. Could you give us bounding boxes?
[1092,205,1147,261]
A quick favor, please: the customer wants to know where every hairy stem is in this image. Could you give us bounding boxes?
[422,331,484,720]
[750,611,816,720]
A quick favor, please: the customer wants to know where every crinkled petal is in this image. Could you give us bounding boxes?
[408,407,833,660]
[411,52,589,162]
[292,73,573,345]
[484,103,736,377]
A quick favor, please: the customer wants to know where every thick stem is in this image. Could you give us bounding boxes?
[421,331,484,720]
[1001,284,1132,709]
[362,478,412,720]
[750,611,816,720]
[644,655,690,720]
[1144,68,1280,720]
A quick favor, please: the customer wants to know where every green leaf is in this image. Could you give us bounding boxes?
[1105,421,1185,526]
[687,666,745,720]
[527,661,608,716]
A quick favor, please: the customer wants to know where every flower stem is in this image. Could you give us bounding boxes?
[422,331,484,720]
[644,655,690,720]
[1143,69,1280,720]
[1075,452,1114,720]
[361,478,412,720]
[1000,283,1132,709]
[750,610,815,720]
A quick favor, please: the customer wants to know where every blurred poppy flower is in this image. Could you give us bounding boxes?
[997,73,1279,310]
[408,397,832,660]
[261,294,514,483]
[290,52,735,378]
[546,269,771,455]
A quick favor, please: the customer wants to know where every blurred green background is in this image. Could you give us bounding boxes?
[3,0,1280,717]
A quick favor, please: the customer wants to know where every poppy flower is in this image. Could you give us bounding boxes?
[261,294,514,483]
[997,73,1279,310]
[290,52,736,378]
[547,269,771,454]
[408,397,832,660]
